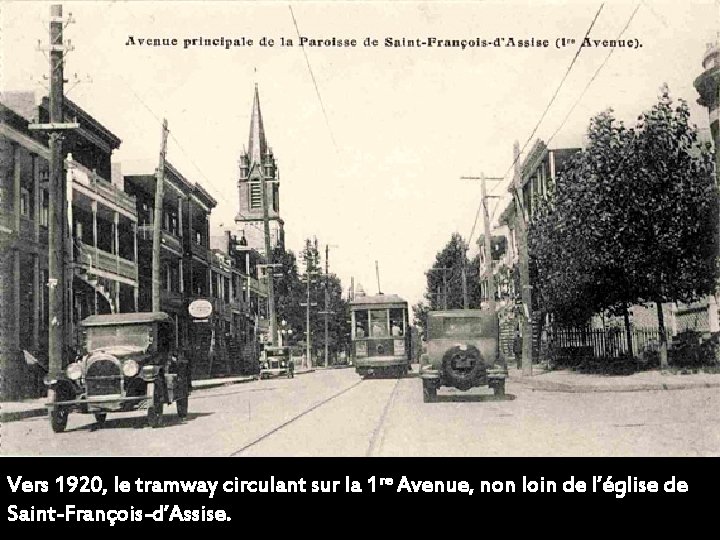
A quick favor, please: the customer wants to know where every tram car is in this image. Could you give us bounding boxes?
[350,292,411,377]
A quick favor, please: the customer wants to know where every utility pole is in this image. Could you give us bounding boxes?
[375,260,382,295]
[427,268,451,310]
[260,154,278,346]
[509,141,534,376]
[319,243,338,368]
[461,174,503,314]
[151,119,169,312]
[30,4,78,379]
[460,240,468,309]
[300,264,318,369]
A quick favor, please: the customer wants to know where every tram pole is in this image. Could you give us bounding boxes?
[29,5,78,379]
[460,174,503,314]
[151,119,169,313]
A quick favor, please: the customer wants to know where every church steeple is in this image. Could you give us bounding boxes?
[248,83,268,166]
[235,84,285,252]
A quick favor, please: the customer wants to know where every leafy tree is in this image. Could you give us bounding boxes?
[529,85,719,365]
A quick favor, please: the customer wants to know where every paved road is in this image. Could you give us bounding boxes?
[3,369,718,456]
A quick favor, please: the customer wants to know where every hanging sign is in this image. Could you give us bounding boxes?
[188,299,213,319]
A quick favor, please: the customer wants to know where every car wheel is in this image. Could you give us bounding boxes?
[176,396,188,419]
[493,380,506,397]
[422,381,437,403]
[147,381,164,428]
[50,406,69,433]
[94,413,107,426]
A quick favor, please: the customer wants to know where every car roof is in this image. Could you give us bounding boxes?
[81,312,173,327]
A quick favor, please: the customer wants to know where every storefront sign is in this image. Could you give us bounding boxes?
[188,299,213,319]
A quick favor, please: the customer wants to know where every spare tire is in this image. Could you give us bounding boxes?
[441,345,485,391]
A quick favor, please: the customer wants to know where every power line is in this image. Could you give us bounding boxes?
[288,4,339,154]
[466,3,606,246]
[488,2,641,226]
[545,3,641,150]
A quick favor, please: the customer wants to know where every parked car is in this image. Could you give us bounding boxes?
[259,345,294,379]
[419,309,507,402]
[44,312,191,432]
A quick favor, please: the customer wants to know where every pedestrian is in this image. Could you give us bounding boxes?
[391,322,402,336]
[513,327,523,369]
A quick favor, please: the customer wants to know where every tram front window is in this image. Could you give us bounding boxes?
[370,310,388,337]
[355,311,369,338]
[389,308,404,336]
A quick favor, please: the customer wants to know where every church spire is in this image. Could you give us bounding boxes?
[248,83,268,166]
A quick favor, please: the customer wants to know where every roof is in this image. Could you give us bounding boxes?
[427,309,495,318]
[350,293,407,307]
[248,84,268,165]
[81,312,173,327]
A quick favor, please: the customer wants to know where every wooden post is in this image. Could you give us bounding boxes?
[151,119,169,312]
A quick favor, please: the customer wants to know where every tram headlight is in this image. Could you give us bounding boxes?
[123,359,139,377]
[66,362,82,380]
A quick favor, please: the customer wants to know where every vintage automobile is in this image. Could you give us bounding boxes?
[259,345,294,379]
[419,309,507,402]
[44,312,191,432]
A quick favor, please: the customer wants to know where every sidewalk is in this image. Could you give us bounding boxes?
[509,365,720,393]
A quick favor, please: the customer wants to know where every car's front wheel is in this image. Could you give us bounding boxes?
[422,380,437,403]
[147,381,164,428]
[94,413,107,425]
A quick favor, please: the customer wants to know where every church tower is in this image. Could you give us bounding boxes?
[235,84,285,253]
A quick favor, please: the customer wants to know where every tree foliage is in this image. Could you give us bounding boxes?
[271,238,350,360]
[529,86,719,331]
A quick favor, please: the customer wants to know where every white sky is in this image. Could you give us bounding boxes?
[2,0,718,308]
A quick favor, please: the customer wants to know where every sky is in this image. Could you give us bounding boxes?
[2,0,718,309]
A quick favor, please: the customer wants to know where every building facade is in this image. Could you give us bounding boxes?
[1,93,138,400]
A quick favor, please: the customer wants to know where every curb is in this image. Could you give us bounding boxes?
[512,378,720,393]
[0,375,257,424]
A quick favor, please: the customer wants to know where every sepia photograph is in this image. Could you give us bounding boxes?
[1,0,719,458]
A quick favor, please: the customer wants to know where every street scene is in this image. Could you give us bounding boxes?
[1,1,719,457]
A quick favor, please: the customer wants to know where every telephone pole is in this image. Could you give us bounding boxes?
[301,265,318,368]
[151,119,169,312]
[461,174,503,314]
[426,267,451,310]
[260,155,278,346]
[509,141,534,375]
[30,4,78,379]
[319,243,338,367]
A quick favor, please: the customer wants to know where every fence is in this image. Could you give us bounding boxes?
[547,326,673,366]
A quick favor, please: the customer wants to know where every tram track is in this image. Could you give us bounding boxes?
[228,378,366,456]
[227,373,407,457]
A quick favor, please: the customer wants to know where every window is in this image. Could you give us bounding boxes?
[20,188,30,217]
[389,308,405,336]
[40,189,49,227]
[369,310,388,337]
[354,310,368,338]
[250,182,261,208]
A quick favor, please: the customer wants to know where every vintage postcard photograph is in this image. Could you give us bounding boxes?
[1,0,718,457]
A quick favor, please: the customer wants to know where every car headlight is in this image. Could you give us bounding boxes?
[281,361,286,367]
[66,362,82,380]
[123,359,139,377]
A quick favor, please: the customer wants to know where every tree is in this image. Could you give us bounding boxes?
[529,85,719,366]
[424,232,481,310]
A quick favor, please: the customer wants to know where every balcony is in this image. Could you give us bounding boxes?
[161,230,182,255]
[75,242,138,282]
[191,241,210,261]
[69,159,137,217]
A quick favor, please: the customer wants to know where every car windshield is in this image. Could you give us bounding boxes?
[429,317,482,339]
[87,324,153,351]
